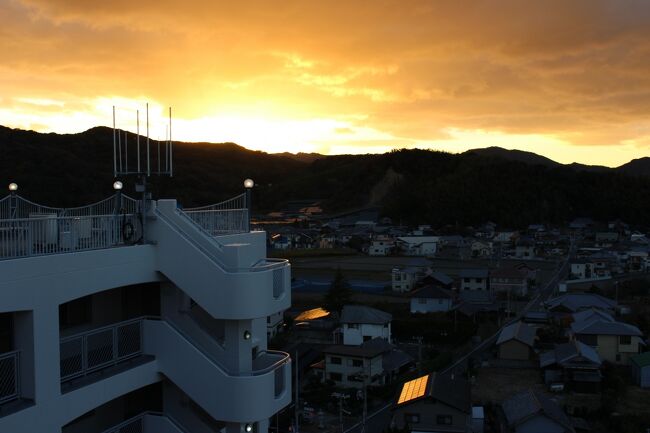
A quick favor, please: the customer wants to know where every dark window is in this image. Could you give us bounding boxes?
[404,413,420,424]
[352,359,363,367]
[620,335,632,345]
[577,334,598,346]
[59,296,92,329]
[437,415,453,425]
[329,372,342,381]
[330,356,342,365]
[0,313,13,353]
[363,336,372,342]
[267,316,271,324]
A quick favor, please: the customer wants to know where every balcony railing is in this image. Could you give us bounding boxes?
[0,351,20,404]
[60,318,143,383]
[0,194,140,261]
[100,411,188,433]
[183,193,249,235]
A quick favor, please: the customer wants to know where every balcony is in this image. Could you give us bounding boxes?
[0,351,19,404]
[59,317,291,423]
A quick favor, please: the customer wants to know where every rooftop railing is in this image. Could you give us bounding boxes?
[0,350,20,404]
[0,194,139,261]
[183,193,249,235]
[100,411,189,433]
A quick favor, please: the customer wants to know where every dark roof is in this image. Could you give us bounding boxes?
[491,267,528,279]
[571,317,643,337]
[413,285,454,300]
[460,268,489,278]
[382,349,414,373]
[340,305,392,325]
[425,271,454,286]
[545,293,617,313]
[394,372,471,413]
[539,341,601,368]
[324,338,392,358]
[496,321,536,347]
[502,389,575,433]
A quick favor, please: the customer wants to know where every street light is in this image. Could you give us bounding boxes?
[8,183,18,192]
[113,181,123,190]
[244,178,254,231]
[244,424,253,432]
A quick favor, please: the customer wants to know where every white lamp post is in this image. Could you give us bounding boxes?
[244,178,254,231]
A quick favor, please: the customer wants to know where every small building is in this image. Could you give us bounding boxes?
[496,321,537,361]
[392,373,471,432]
[540,340,602,393]
[630,352,650,388]
[491,267,529,297]
[392,267,422,292]
[339,305,391,345]
[368,236,394,256]
[471,240,493,258]
[544,293,617,315]
[410,285,455,314]
[323,338,389,389]
[396,236,439,256]
[419,270,455,290]
[501,389,575,433]
[570,310,645,364]
[515,238,536,259]
[460,269,489,291]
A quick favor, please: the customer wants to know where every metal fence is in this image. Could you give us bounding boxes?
[0,350,20,404]
[0,194,138,220]
[60,318,143,383]
[183,193,249,235]
[0,213,139,260]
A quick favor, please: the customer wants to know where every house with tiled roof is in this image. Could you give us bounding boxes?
[392,373,472,432]
[410,285,455,314]
[540,341,602,393]
[570,310,644,364]
[338,305,391,345]
[630,352,650,388]
[500,389,575,433]
[496,321,537,361]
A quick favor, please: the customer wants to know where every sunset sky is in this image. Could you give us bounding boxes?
[2,0,650,166]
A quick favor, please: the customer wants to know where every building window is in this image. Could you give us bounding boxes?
[363,335,372,342]
[437,415,453,425]
[329,373,342,381]
[620,335,632,345]
[352,359,363,367]
[404,413,420,424]
[330,356,342,365]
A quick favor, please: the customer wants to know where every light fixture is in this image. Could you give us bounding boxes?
[244,178,254,189]
[244,423,253,432]
[113,181,123,190]
[8,183,18,192]
[243,330,251,340]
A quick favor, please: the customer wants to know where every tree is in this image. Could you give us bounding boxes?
[323,268,353,315]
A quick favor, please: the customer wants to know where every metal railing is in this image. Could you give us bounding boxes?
[183,193,249,235]
[100,411,189,433]
[0,193,140,261]
[0,350,20,404]
[0,213,139,260]
[60,318,143,383]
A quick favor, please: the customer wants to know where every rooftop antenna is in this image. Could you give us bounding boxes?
[112,102,174,244]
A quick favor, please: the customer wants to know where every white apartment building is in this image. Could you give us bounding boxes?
[0,188,292,433]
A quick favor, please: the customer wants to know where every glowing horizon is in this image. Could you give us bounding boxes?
[2,1,650,168]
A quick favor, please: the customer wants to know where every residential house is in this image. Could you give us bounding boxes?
[544,293,617,316]
[496,321,537,361]
[392,373,472,432]
[540,341,602,393]
[323,338,389,389]
[368,236,395,256]
[410,285,455,314]
[338,305,391,345]
[500,389,575,433]
[493,231,519,245]
[419,270,455,290]
[630,352,650,388]
[460,269,489,291]
[570,260,611,280]
[570,309,645,364]
[595,232,619,247]
[491,267,530,297]
[396,236,440,256]
[515,237,536,259]
[392,267,422,292]
[471,240,493,258]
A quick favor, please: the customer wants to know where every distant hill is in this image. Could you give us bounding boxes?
[2,125,650,228]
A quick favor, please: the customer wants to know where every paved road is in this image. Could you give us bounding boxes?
[342,239,577,433]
